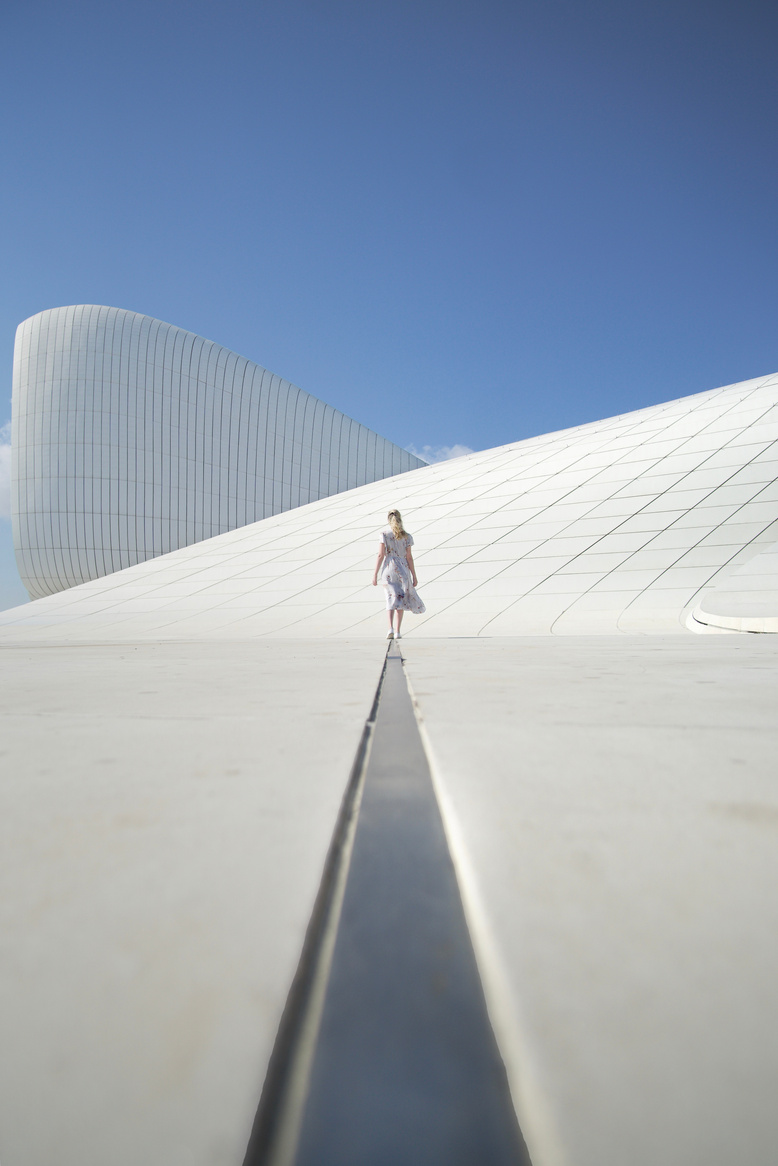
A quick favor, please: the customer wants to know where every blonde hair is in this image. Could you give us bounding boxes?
[387,509,408,539]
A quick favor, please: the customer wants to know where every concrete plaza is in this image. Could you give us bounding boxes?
[1,634,776,1165]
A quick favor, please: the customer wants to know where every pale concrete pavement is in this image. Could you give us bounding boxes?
[0,640,385,1166]
[2,634,777,1166]
[403,636,778,1166]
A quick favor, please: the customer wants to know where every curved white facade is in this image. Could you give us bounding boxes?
[12,306,424,598]
[3,370,778,639]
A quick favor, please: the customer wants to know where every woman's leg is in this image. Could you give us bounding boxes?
[395,610,404,634]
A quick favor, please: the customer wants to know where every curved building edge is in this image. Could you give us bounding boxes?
[12,305,425,598]
[3,368,778,639]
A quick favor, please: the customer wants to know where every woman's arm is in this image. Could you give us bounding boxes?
[405,547,418,587]
[372,542,386,586]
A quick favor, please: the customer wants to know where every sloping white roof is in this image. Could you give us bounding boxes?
[3,371,778,641]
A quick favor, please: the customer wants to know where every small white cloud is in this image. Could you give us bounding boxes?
[407,442,475,464]
[0,421,11,520]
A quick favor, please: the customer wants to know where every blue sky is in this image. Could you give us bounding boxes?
[1,0,777,609]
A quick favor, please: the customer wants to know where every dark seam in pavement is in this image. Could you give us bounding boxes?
[242,647,390,1166]
[244,642,530,1166]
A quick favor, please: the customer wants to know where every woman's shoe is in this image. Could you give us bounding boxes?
[386,630,394,639]
[394,631,402,640]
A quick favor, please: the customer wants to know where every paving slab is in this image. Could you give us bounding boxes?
[402,635,778,1166]
[0,639,385,1166]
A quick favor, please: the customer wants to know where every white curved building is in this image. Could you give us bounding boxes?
[12,306,424,598]
[3,369,778,640]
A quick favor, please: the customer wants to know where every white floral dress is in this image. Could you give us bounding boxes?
[379,529,425,613]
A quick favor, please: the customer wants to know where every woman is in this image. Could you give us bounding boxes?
[372,509,425,639]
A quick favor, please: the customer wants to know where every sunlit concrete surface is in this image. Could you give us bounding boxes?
[12,306,423,598]
[3,371,778,640]
[403,636,778,1166]
[0,640,385,1166]
[3,634,777,1166]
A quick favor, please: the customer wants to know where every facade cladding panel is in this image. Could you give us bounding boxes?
[12,306,425,599]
